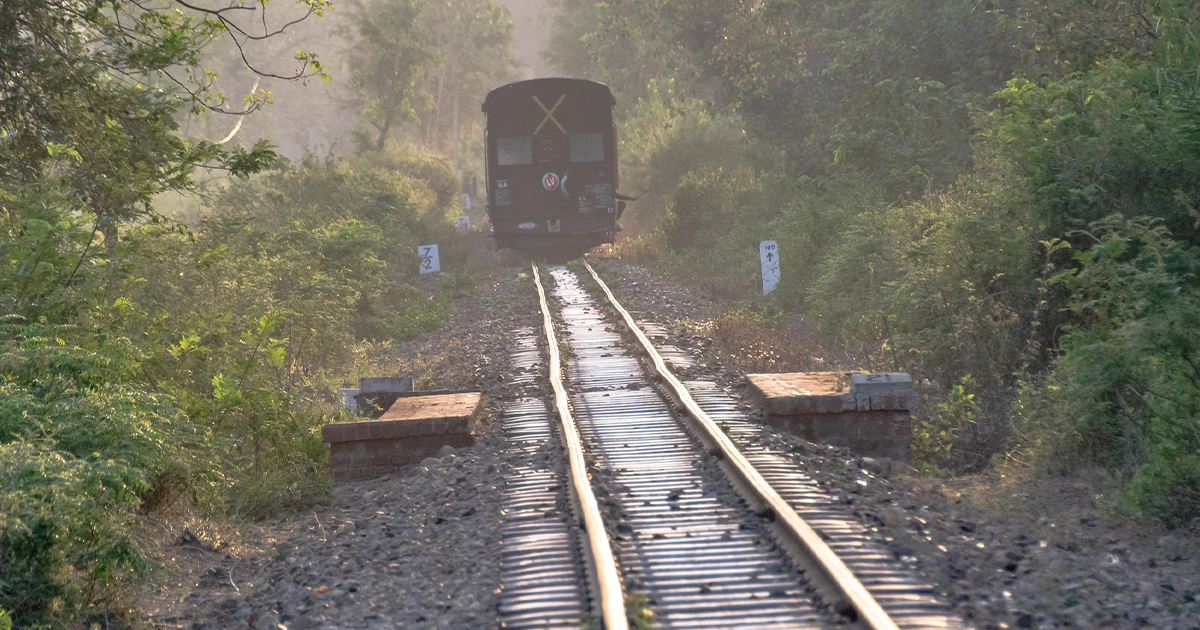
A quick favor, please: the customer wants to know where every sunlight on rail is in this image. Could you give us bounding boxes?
[532,263,628,630]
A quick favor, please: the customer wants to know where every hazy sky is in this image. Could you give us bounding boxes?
[495,0,552,79]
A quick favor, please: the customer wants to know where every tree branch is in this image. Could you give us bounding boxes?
[216,77,262,144]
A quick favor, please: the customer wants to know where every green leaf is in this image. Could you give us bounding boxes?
[256,312,281,337]
[111,297,134,317]
[174,333,201,354]
[212,373,235,400]
[264,345,286,368]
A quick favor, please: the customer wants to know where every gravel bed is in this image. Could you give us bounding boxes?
[146,243,546,630]
[144,251,1200,630]
[586,256,1200,630]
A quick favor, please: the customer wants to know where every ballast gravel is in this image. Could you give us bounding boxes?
[236,452,508,630]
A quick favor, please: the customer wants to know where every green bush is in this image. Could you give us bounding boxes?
[0,145,466,623]
[395,299,454,340]
[0,440,145,627]
[1043,217,1200,524]
[793,174,1044,470]
[659,165,790,297]
[0,326,206,625]
[119,152,460,402]
[912,376,980,474]
[619,81,780,233]
[829,78,984,196]
[109,151,463,519]
[992,56,1200,248]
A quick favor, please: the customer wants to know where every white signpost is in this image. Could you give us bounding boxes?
[759,240,780,295]
[456,216,471,233]
[419,244,441,274]
[460,193,472,210]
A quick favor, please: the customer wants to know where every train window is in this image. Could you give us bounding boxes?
[497,136,532,165]
[569,133,605,162]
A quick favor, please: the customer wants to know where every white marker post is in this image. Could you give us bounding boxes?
[759,240,780,295]
[419,244,441,274]
[460,193,472,210]
[456,216,471,233]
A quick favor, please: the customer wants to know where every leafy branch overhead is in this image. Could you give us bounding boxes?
[2,0,330,270]
[104,0,332,113]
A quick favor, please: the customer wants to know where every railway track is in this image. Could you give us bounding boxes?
[498,263,965,629]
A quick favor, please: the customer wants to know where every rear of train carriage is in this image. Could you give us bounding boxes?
[482,78,626,251]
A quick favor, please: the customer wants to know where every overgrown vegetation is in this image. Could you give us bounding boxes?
[1,0,511,624]
[624,591,657,629]
[557,0,1200,524]
[2,146,464,625]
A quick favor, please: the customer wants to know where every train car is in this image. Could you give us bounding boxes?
[482,78,626,251]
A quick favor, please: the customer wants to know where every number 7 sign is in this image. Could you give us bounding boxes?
[419,244,440,274]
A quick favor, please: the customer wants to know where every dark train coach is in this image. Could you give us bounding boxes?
[482,78,626,251]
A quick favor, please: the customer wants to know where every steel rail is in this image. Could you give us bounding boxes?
[582,260,899,630]
[532,263,628,630]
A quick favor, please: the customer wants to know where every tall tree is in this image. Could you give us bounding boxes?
[1,0,328,250]
[346,0,514,169]
[414,0,515,170]
[346,0,434,151]
[542,0,710,116]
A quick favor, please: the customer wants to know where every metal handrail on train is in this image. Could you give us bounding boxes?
[582,260,900,630]
[531,263,628,630]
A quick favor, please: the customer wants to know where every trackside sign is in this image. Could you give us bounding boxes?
[760,240,780,295]
[419,244,440,274]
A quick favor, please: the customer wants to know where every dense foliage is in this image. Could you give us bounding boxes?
[550,0,1200,523]
[0,0,489,625]
[2,147,463,625]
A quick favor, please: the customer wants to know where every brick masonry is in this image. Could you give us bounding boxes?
[746,372,916,462]
[323,392,481,482]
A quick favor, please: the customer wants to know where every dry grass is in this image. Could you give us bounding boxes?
[391,337,475,391]
[918,465,1162,540]
[136,503,276,625]
[691,312,830,374]
[595,230,662,264]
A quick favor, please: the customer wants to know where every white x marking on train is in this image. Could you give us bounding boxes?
[532,94,566,134]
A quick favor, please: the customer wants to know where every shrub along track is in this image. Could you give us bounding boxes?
[499,262,965,629]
